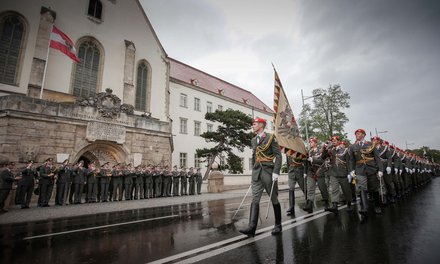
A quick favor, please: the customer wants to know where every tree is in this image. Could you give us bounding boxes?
[410,146,440,163]
[299,84,350,142]
[196,109,254,179]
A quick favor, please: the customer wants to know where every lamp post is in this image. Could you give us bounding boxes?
[375,128,388,136]
[301,89,322,142]
[405,140,414,150]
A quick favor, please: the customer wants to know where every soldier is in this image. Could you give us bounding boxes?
[55,159,71,206]
[124,164,134,200]
[144,165,154,198]
[373,138,396,204]
[239,117,282,237]
[188,167,196,195]
[162,166,172,197]
[133,165,143,199]
[17,160,37,209]
[321,136,353,213]
[285,155,306,216]
[86,162,98,203]
[172,165,180,196]
[196,168,203,195]
[111,164,123,201]
[389,145,402,200]
[153,166,163,197]
[72,160,87,204]
[99,162,111,202]
[302,137,330,213]
[180,167,188,196]
[38,158,56,207]
[348,129,384,216]
[1,162,20,212]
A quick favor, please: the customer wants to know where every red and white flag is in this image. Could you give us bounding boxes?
[49,26,80,63]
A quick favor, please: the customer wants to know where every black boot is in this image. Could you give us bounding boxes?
[271,203,282,235]
[286,190,295,216]
[359,191,368,217]
[239,202,259,237]
[325,202,338,213]
[373,192,382,215]
[323,199,330,210]
[302,199,313,213]
[346,201,353,212]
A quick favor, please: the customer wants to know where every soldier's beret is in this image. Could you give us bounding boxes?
[309,137,318,143]
[355,129,366,135]
[371,136,381,142]
[331,135,339,141]
[253,117,266,124]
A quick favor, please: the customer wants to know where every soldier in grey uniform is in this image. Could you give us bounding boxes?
[285,155,306,216]
[321,136,353,213]
[99,162,111,202]
[123,164,134,200]
[55,159,70,205]
[17,160,37,209]
[86,162,98,203]
[172,165,180,196]
[180,167,188,196]
[1,162,20,212]
[239,117,282,237]
[144,165,154,198]
[38,158,56,207]
[302,137,330,213]
[72,160,87,204]
[111,164,123,201]
[348,129,384,216]
[162,166,172,197]
[188,167,196,195]
[133,165,143,199]
[196,168,203,195]
[372,137,396,204]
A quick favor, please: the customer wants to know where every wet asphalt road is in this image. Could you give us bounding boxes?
[1,178,439,264]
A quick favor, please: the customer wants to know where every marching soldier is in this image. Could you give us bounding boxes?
[372,137,396,204]
[196,168,203,195]
[1,162,20,212]
[321,136,353,213]
[286,155,306,216]
[17,160,37,209]
[348,129,384,216]
[302,137,330,213]
[239,117,282,237]
[99,162,111,202]
[55,159,71,205]
[180,167,188,196]
[38,158,56,207]
[172,165,180,196]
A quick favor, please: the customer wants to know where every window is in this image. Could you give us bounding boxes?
[194,97,201,111]
[194,121,201,136]
[207,101,213,113]
[249,158,253,170]
[72,39,102,98]
[0,13,26,85]
[207,123,213,132]
[135,61,149,111]
[218,105,223,111]
[88,0,103,20]
[179,153,187,168]
[180,93,187,107]
[179,118,187,134]
[194,154,201,169]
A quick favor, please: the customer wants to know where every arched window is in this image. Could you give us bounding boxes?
[71,38,103,98]
[135,61,150,111]
[88,0,103,20]
[0,13,26,85]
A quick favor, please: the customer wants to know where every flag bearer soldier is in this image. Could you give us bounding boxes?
[17,160,36,209]
[321,136,353,213]
[180,167,188,196]
[172,165,180,196]
[99,162,111,202]
[38,158,56,207]
[124,164,134,200]
[133,165,143,199]
[55,159,70,205]
[285,155,306,216]
[196,168,203,195]
[302,137,330,213]
[1,162,20,212]
[348,129,384,216]
[162,166,172,197]
[111,163,123,201]
[144,165,154,198]
[239,117,282,237]
[188,167,196,195]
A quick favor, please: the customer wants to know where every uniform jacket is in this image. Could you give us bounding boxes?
[0,168,15,189]
[251,132,282,181]
[322,145,350,177]
[349,141,384,176]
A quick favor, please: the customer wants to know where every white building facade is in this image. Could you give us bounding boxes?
[169,59,274,175]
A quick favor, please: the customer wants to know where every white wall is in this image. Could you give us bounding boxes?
[170,81,274,175]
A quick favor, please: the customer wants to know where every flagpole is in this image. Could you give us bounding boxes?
[39,23,54,99]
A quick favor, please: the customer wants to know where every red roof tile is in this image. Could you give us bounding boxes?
[169,58,274,114]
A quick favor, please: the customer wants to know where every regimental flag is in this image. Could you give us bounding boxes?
[49,26,80,63]
[273,67,307,158]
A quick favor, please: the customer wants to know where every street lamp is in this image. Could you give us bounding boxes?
[405,140,414,150]
[301,89,322,142]
[375,128,388,136]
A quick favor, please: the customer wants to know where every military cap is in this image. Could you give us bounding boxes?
[355,129,366,135]
[253,117,266,124]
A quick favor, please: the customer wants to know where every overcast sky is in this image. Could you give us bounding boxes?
[140,0,440,150]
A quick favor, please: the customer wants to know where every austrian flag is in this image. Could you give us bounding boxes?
[49,26,81,63]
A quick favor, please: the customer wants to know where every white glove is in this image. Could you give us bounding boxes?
[399,169,402,175]
[303,173,307,179]
[272,173,279,181]
[378,171,383,178]
[347,174,352,183]
[308,157,313,163]
[350,170,356,177]
[405,167,409,173]
[386,167,391,175]
[412,169,416,174]
[394,168,398,174]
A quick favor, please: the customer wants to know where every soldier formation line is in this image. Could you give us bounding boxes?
[0,161,203,212]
